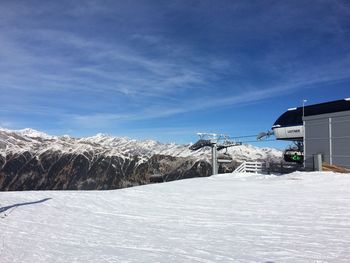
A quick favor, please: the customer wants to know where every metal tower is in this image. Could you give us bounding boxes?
[189,133,242,175]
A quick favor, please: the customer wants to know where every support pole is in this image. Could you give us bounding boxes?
[313,153,322,171]
[190,132,241,176]
[212,142,218,175]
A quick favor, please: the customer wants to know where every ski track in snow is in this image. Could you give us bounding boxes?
[1,172,350,262]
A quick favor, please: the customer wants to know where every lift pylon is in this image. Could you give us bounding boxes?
[189,133,242,175]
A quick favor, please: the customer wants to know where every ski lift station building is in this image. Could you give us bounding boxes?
[272,98,350,170]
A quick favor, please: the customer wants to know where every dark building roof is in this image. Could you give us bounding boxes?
[273,99,350,128]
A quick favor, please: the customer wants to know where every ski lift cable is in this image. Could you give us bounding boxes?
[194,132,276,145]
[225,131,276,141]
[240,139,276,143]
[230,134,258,139]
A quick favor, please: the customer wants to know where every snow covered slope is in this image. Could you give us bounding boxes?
[1,171,349,262]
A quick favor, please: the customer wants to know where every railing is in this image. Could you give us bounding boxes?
[233,162,246,173]
[233,161,266,174]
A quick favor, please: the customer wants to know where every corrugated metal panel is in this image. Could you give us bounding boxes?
[304,118,330,168]
[305,119,329,138]
[331,156,350,169]
[305,139,330,155]
[304,110,350,170]
[332,139,350,156]
[332,118,350,137]
[331,114,350,168]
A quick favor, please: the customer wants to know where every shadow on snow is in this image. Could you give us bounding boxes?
[0,198,52,213]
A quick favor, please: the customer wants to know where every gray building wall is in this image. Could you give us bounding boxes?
[304,110,350,169]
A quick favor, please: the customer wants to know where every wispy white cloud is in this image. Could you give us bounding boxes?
[0,27,221,96]
[0,0,349,140]
[67,64,350,129]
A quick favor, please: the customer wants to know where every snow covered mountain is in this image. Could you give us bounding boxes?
[0,128,281,161]
[0,128,282,190]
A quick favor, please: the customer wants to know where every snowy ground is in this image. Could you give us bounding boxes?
[1,172,350,263]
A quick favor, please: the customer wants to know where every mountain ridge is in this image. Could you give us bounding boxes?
[0,128,282,190]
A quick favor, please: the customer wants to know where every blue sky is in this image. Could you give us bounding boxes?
[0,0,349,148]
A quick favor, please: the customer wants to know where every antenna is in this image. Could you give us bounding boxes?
[302,99,307,119]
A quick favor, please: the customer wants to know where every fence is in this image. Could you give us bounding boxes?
[233,161,303,174]
[233,161,266,173]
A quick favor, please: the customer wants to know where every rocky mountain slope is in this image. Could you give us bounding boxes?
[0,128,282,190]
